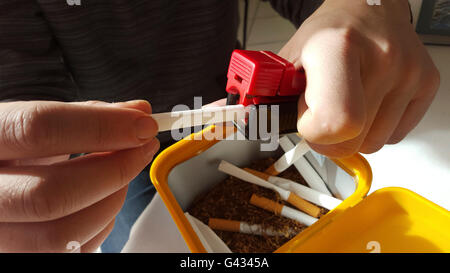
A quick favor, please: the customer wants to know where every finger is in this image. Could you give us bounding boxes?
[111,100,152,114]
[2,99,152,167]
[387,71,440,144]
[294,31,366,144]
[306,85,385,158]
[80,219,115,253]
[0,100,158,160]
[387,94,436,144]
[307,137,361,158]
[72,100,152,114]
[0,187,127,253]
[1,154,71,168]
[0,138,159,222]
[359,90,411,153]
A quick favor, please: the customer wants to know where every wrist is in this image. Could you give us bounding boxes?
[321,0,412,24]
[381,0,412,23]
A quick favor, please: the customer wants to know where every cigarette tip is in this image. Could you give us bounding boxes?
[264,165,279,176]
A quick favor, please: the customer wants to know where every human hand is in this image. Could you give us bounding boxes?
[278,0,440,157]
[0,100,159,252]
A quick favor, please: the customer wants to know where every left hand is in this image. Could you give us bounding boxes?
[0,100,159,252]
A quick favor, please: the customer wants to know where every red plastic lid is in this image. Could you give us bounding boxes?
[226,50,306,106]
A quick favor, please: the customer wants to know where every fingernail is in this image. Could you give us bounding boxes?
[297,118,303,135]
[124,100,150,107]
[135,116,158,140]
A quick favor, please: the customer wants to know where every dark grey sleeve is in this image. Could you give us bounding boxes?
[0,0,78,102]
[268,0,324,28]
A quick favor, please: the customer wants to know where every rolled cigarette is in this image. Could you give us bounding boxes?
[278,136,332,196]
[244,168,342,210]
[265,139,309,175]
[218,160,321,217]
[208,218,295,237]
[151,105,245,132]
[250,194,318,226]
[184,212,232,253]
[218,160,290,199]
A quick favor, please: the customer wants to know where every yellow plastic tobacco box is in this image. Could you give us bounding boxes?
[150,125,450,253]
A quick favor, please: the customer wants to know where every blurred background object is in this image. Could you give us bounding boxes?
[414,0,450,45]
[238,0,296,52]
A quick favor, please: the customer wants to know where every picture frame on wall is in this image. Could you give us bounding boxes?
[416,0,450,45]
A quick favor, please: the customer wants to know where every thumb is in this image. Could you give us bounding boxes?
[111,100,152,114]
[282,32,366,145]
[73,100,152,114]
[0,100,158,160]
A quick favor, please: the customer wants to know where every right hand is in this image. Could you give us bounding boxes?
[0,100,159,252]
[278,0,440,157]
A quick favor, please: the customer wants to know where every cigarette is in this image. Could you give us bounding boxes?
[249,194,318,226]
[278,136,332,196]
[218,160,321,217]
[208,218,295,237]
[184,212,232,253]
[244,168,342,210]
[151,105,246,132]
[265,139,309,175]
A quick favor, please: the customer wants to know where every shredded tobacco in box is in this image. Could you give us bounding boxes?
[187,157,329,253]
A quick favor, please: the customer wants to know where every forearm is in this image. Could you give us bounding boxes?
[317,0,412,24]
[269,0,412,28]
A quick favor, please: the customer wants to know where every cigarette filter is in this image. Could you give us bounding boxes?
[244,168,342,210]
[218,160,321,217]
[208,218,295,237]
[265,139,309,175]
[250,194,318,226]
[184,212,232,253]
[278,136,332,196]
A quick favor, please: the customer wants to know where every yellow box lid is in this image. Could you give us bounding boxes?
[276,187,450,253]
[151,125,450,253]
